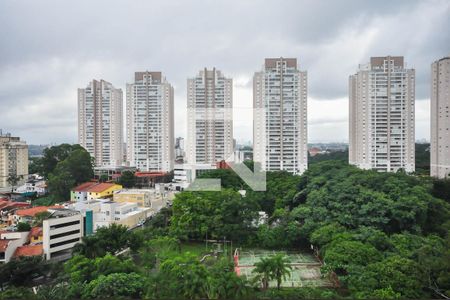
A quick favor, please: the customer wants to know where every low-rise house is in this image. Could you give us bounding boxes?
[29,226,43,244]
[71,182,99,202]
[13,206,61,225]
[71,182,122,202]
[0,199,30,226]
[14,176,48,196]
[86,183,122,201]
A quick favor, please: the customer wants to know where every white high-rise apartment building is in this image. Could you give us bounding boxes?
[431,56,450,179]
[253,58,308,175]
[0,132,28,189]
[78,80,123,167]
[186,68,233,164]
[349,56,415,173]
[126,72,174,172]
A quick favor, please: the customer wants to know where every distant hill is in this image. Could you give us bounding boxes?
[28,144,49,157]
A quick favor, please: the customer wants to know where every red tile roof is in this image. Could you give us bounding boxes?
[73,181,98,192]
[87,183,119,193]
[14,245,43,257]
[16,206,49,217]
[29,227,43,238]
[15,205,64,217]
[0,202,30,210]
[0,239,11,251]
[135,172,167,178]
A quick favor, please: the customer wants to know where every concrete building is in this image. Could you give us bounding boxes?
[0,132,28,189]
[186,68,233,164]
[126,72,174,172]
[78,80,123,167]
[253,58,308,175]
[113,187,169,209]
[175,137,185,161]
[431,56,450,178]
[233,150,246,163]
[94,201,150,230]
[349,56,415,173]
[69,199,151,231]
[42,209,83,260]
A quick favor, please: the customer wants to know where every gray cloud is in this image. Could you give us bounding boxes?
[0,0,449,144]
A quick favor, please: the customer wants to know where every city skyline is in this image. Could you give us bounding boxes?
[0,0,449,145]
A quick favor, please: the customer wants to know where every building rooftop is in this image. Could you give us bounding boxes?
[135,172,167,178]
[87,183,120,193]
[0,199,30,211]
[370,56,404,67]
[29,227,43,238]
[114,189,155,194]
[16,206,50,217]
[265,58,297,68]
[47,208,80,219]
[15,205,63,217]
[72,181,98,192]
[14,244,43,257]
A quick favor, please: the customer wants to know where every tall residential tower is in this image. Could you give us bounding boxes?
[126,72,174,172]
[186,68,233,164]
[78,80,123,167]
[349,56,415,172]
[0,132,28,189]
[253,58,308,175]
[431,56,450,178]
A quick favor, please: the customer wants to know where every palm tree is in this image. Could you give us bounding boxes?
[271,254,292,289]
[252,257,274,290]
[253,254,292,290]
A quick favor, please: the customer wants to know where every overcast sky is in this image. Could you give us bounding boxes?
[0,0,449,145]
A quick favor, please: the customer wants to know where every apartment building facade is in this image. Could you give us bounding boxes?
[78,80,123,167]
[431,56,450,178]
[349,56,415,173]
[186,68,233,164]
[0,133,28,189]
[42,209,83,260]
[253,58,308,175]
[126,72,174,172]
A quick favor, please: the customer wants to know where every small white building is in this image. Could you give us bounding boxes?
[42,209,83,261]
[0,231,29,263]
[94,201,150,231]
[173,163,217,190]
[14,175,47,196]
[67,199,152,232]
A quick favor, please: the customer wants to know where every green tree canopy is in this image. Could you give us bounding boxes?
[117,170,136,188]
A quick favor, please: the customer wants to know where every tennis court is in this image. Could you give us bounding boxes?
[234,249,333,288]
